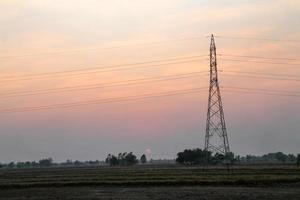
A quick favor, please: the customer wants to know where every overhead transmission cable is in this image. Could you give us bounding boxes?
[0,56,208,82]
[220,70,300,79]
[223,86,300,95]
[218,54,300,61]
[1,35,299,60]
[2,70,300,98]
[223,89,300,98]
[0,71,209,98]
[219,72,300,82]
[0,36,206,60]
[219,58,300,66]
[2,86,300,114]
[214,35,300,43]
[0,87,208,114]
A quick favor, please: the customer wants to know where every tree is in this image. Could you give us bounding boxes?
[213,153,225,164]
[8,162,15,168]
[66,159,73,165]
[176,149,212,165]
[176,149,237,165]
[124,152,138,165]
[287,154,296,163]
[176,152,185,164]
[39,158,53,167]
[74,160,81,166]
[106,152,138,166]
[235,155,241,163]
[297,154,300,167]
[140,154,147,164]
[16,162,25,168]
[224,152,235,164]
[110,155,118,166]
[118,153,127,166]
[274,152,287,163]
[31,161,39,167]
[105,154,118,166]
[24,161,31,168]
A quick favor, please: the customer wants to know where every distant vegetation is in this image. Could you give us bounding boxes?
[176,149,234,165]
[0,151,299,169]
[176,149,300,166]
[140,154,147,164]
[0,158,103,169]
[105,152,139,166]
[241,152,300,164]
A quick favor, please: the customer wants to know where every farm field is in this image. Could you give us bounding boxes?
[0,165,299,199]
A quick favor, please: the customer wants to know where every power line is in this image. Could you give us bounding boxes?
[220,70,300,79]
[223,89,300,98]
[1,85,300,114]
[0,37,206,60]
[0,87,208,114]
[1,65,299,99]
[1,55,208,79]
[220,73,300,82]
[218,54,300,61]
[1,35,298,60]
[220,58,300,66]
[2,34,296,59]
[0,71,208,98]
[223,86,300,95]
[1,56,208,79]
[2,69,300,99]
[215,35,300,43]
[0,57,208,82]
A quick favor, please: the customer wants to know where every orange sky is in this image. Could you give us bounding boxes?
[0,0,300,162]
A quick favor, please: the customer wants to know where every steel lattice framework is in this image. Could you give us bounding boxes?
[204,34,230,155]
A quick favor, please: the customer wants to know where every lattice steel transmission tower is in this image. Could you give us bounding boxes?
[204,34,230,155]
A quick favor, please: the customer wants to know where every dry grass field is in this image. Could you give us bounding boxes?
[0,165,299,199]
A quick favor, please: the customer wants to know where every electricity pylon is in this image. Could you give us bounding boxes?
[204,34,230,155]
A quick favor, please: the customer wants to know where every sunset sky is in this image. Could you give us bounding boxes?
[0,0,300,162]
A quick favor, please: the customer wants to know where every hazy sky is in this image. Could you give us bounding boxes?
[0,0,300,162]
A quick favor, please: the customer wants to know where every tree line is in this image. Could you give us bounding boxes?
[175,148,300,166]
[176,149,234,165]
[105,152,147,166]
[1,150,299,169]
[0,158,104,169]
[0,158,54,169]
[0,153,148,169]
[238,152,300,164]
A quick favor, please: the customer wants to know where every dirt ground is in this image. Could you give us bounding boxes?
[1,186,300,200]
